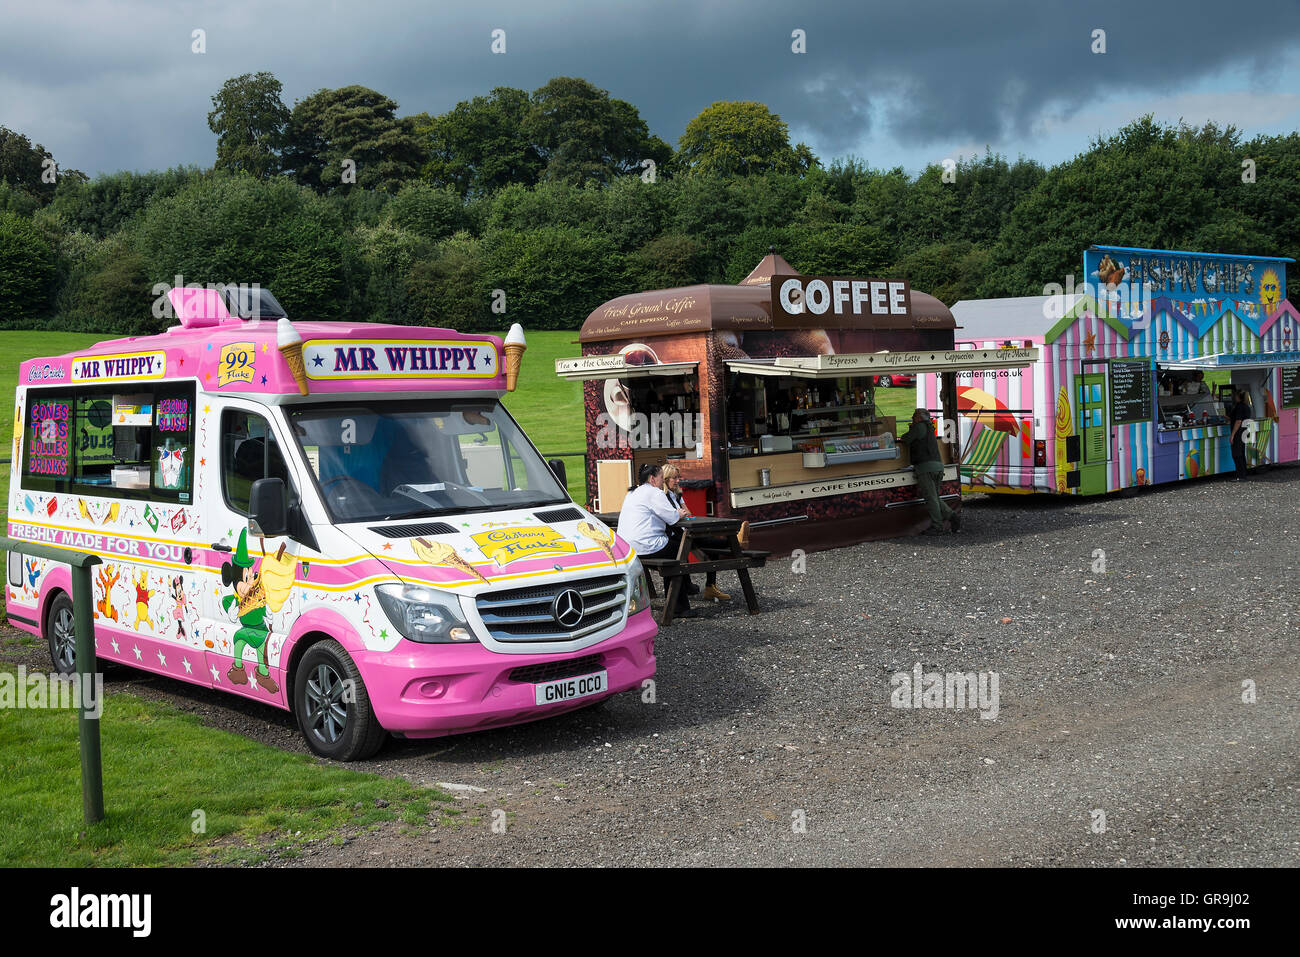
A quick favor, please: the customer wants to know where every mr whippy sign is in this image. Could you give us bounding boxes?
[303,340,499,380]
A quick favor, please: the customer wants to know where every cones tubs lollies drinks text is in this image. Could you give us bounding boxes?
[504,323,527,392]
[277,318,309,396]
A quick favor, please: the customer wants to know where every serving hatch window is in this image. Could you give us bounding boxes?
[723,370,882,447]
[287,398,568,524]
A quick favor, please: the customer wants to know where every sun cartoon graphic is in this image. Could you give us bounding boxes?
[1259,268,1282,312]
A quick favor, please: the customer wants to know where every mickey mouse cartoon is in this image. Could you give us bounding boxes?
[220,529,278,694]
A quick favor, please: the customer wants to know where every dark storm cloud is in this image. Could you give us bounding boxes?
[2,0,1298,175]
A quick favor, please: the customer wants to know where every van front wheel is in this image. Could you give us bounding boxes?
[46,593,77,676]
[293,640,387,761]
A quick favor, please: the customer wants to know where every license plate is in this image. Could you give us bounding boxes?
[534,670,608,706]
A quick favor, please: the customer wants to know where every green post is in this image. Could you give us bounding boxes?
[70,562,103,823]
[0,536,103,824]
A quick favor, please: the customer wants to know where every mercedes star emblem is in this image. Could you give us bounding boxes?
[552,588,585,628]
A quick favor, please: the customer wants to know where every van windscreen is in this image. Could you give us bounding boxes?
[286,399,568,523]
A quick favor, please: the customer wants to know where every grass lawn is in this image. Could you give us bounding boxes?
[0,663,454,866]
[872,382,920,427]
[493,330,588,501]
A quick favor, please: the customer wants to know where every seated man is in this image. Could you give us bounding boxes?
[617,463,694,618]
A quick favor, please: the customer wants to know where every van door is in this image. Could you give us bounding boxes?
[202,399,308,704]
[1077,372,1109,495]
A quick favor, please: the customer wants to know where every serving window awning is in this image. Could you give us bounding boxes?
[555,356,699,381]
[1161,351,1300,372]
[725,347,1039,379]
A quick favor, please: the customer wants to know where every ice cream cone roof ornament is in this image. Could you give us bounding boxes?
[504,323,527,392]
[277,317,310,396]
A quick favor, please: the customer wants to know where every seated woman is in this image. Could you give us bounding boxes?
[661,464,731,602]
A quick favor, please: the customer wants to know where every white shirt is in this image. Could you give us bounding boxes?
[617,483,681,556]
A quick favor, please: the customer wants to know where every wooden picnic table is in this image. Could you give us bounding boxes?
[597,512,767,626]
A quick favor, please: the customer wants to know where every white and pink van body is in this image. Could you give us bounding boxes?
[7,289,655,751]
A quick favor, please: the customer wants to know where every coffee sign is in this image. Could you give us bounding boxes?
[772,274,912,329]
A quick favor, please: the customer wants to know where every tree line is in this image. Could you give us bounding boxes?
[1,71,1296,334]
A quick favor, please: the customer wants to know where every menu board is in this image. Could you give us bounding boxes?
[1282,366,1300,409]
[1110,360,1153,424]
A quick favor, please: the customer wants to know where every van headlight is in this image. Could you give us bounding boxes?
[375,583,476,643]
[627,559,651,616]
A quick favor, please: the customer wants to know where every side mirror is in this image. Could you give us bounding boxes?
[249,477,287,536]
[548,458,567,489]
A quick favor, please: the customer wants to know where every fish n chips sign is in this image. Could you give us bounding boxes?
[772,274,913,329]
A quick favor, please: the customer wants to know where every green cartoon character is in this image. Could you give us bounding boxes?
[221,529,279,694]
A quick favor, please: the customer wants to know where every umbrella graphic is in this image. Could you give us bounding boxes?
[955,387,1020,482]
[956,386,1021,439]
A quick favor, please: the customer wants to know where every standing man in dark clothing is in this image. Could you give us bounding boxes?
[1229,390,1252,481]
[903,408,960,534]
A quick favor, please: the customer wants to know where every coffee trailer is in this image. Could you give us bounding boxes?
[918,245,1297,495]
[557,252,1038,550]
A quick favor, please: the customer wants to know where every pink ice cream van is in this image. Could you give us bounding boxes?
[6,287,656,760]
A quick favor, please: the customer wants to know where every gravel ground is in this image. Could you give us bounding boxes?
[8,466,1299,867]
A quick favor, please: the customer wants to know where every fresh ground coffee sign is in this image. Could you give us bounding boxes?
[772,274,913,329]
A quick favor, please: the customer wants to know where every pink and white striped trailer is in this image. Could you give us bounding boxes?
[919,246,1297,496]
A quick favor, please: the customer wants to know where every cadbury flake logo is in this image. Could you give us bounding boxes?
[472,526,577,566]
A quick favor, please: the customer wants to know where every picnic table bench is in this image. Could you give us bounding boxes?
[597,513,769,625]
